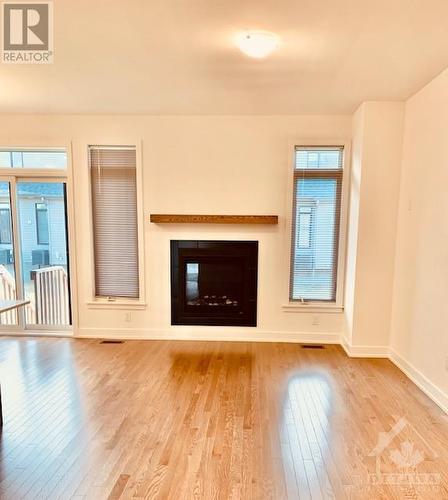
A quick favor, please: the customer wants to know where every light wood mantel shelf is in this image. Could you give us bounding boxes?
[150,214,278,224]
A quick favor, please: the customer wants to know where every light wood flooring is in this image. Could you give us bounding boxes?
[0,337,447,499]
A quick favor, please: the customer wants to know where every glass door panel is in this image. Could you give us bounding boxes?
[17,181,71,326]
[0,181,18,326]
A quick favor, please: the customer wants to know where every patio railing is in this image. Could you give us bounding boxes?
[31,266,70,325]
[0,265,69,326]
[0,265,35,324]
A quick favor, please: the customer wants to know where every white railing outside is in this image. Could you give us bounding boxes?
[32,266,70,325]
[0,265,35,324]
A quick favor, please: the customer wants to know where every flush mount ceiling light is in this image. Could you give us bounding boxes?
[235,31,279,59]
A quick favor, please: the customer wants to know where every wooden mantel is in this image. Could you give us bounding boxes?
[150,214,278,225]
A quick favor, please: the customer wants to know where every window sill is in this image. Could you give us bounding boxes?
[282,303,343,314]
[87,300,147,310]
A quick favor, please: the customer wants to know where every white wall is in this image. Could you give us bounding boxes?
[0,114,351,341]
[344,102,404,352]
[0,92,446,410]
[343,105,364,346]
[390,68,448,402]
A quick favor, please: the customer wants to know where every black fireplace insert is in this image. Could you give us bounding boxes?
[170,240,258,326]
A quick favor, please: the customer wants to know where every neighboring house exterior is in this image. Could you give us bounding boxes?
[292,178,337,300]
[295,191,336,270]
[0,183,67,283]
[0,154,70,325]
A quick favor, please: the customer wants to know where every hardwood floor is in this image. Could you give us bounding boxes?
[0,338,447,499]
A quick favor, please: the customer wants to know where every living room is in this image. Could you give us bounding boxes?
[0,1,447,498]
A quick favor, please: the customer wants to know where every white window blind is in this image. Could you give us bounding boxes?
[290,146,344,302]
[89,146,140,299]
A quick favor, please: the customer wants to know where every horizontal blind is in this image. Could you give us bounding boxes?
[90,146,139,298]
[290,146,343,302]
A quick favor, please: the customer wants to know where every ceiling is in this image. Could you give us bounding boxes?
[2,0,448,114]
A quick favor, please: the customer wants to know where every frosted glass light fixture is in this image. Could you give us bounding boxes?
[235,31,279,59]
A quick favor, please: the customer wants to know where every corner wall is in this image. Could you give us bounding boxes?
[344,102,404,354]
[390,69,448,410]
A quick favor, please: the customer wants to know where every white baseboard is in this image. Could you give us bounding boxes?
[341,339,447,414]
[340,336,390,358]
[76,327,340,345]
[8,326,445,416]
[389,348,448,415]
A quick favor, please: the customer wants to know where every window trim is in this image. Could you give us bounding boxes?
[283,139,351,312]
[0,141,77,334]
[0,147,68,170]
[86,142,146,309]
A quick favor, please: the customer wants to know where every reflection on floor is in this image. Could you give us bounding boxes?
[0,338,447,499]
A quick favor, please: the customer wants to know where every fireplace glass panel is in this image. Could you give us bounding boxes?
[171,240,257,327]
[185,260,244,309]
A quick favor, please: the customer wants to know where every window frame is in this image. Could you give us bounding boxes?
[0,148,68,170]
[283,140,350,313]
[86,142,146,309]
[0,141,77,335]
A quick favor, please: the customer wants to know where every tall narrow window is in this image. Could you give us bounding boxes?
[89,146,139,299]
[290,146,344,302]
[35,203,49,245]
[0,207,12,244]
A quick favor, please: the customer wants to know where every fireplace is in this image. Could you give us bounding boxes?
[170,240,258,326]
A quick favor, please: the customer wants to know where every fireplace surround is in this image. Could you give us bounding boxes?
[170,240,258,326]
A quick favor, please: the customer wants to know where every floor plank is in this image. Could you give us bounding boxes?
[0,337,446,499]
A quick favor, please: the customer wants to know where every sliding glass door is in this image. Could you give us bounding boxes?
[0,181,18,326]
[17,181,70,326]
[0,178,71,329]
